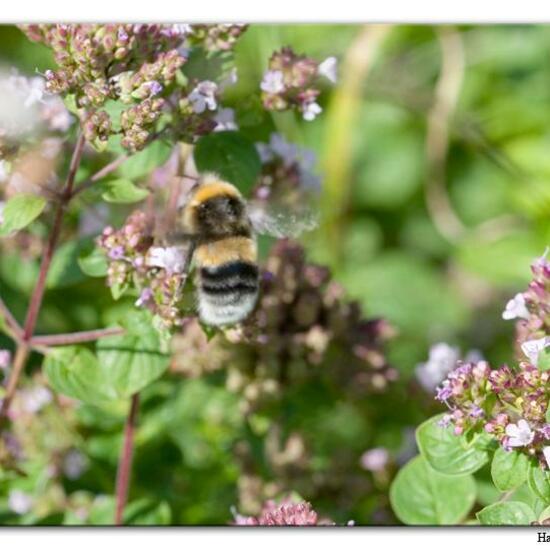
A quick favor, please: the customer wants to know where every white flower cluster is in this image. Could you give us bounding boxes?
[188,81,218,114]
[502,292,529,321]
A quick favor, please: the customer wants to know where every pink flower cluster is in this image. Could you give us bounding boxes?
[187,24,248,52]
[513,251,550,347]
[20,24,245,152]
[97,210,190,328]
[260,47,337,121]
[233,498,323,526]
[437,251,550,467]
[437,359,550,465]
[21,25,187,151]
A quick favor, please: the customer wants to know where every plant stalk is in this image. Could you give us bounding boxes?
[114,393,140,526]
[0,132,86,418]
[30,327,125,347]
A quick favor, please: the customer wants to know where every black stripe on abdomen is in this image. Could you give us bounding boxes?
[199,261,259,297]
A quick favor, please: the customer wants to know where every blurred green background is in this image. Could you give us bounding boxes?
[0,24,549,525]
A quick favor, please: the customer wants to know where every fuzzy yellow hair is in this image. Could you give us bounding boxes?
[194,236,257,267]
[182,173,243,233]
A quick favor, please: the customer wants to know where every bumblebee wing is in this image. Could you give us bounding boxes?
[247,198,319,239]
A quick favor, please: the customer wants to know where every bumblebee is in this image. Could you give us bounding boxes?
[174,172,318,327]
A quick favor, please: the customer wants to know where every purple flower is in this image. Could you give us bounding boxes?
[438,414,452,428]
[0,349,11,371]
[188,81,218,113]
[260,70,285,94]
[521,336,550,366]
[135,287,153,308]
[502,292,529,320]
[505,419,534,447]
[117,28,129,41]
[147,81,163,96]
[540,424,550,439]
[146,246,186,274]
[469,405,484,418]
[108,245,125,260]
[435,381,452,402]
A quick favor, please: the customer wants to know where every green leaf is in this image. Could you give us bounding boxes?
[546,404,550,424]
[477,502,536,525]
[63,94,79,115]
[538,348,550,372]
[78,247,108,278]
[117,140,172,181]
[0,250,39,294]
[0,311,7,335]
[416,414,489,475]
[491,447,529,491]
[389,455,476,525]
[456,231,542,287]
[0,194,47,236]
[96,312,170,398]
[539,505,550,523]
[103,100,126,132]
[194,131,261,194]
[528,461,550,504]
[44,312,169,403]
[100,178,149,204]
[110,281,129,300]
[475,479,502,507]
[123,499,171,525]
[84,496,171,525]
[44,346,115,406]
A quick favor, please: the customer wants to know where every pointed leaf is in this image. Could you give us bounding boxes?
[101,178,149,204]
[0,194,46,236]
[491,447,529,491]
[116,140,172,180]
[44,346,115,406]
[416,414,489,475]
[78,247,108,278]
[96,312,170,397]
[528,461,550,504]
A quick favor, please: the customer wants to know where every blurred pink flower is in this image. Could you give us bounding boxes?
[233,499,321,526]
[360,447,390,472]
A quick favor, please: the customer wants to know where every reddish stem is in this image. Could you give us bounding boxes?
[0,295,23,340]
[31,327,125,347]
[114,393,140,526]
[1,346,30,416]
[70,154,128,199]
[22,133,86,340]
[0,133,86,418]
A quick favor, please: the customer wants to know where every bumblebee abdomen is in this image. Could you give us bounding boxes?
[197,261,259,326]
